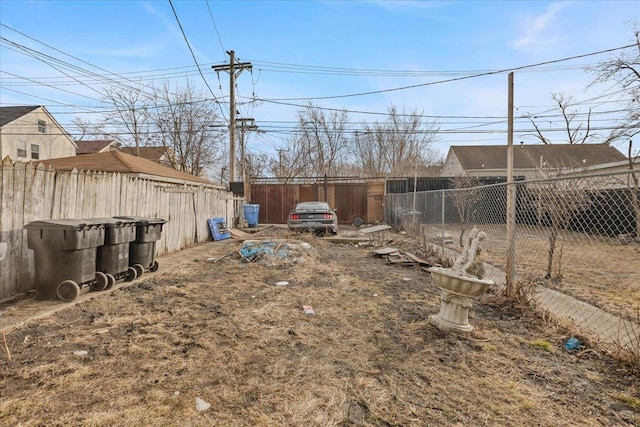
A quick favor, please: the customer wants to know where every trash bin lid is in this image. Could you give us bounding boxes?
[86,217,140,228]
[24,218,104,230]
[114,216,167,226]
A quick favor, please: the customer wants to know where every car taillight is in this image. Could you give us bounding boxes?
[290,214,299,220]
[323,213,333,219]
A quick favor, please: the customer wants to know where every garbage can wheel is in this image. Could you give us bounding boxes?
[105,273,116,289]
[125,266,137,282]
[149,261,159,272]
[56,280,80,302]
[91,272,109,291]
[132,264,145,278]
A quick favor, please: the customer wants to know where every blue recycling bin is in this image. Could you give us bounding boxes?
[243,204,260,228]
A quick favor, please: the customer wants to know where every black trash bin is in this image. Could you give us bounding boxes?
[114,216,166,278]
[88,217,138,287]
[24,219,105,302]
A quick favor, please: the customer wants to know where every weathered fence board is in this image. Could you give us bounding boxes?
[0,162,236,300]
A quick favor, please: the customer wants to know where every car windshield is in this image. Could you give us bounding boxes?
[295,202,330,211]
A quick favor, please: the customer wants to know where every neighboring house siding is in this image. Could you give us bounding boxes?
[0,107,76,161]
[441,151,465,176]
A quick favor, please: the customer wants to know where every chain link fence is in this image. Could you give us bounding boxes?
[386,170,640,355]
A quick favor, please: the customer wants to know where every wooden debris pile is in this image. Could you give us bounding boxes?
[371,247,441,269]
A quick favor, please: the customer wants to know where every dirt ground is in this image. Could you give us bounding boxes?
[1,226,639,426]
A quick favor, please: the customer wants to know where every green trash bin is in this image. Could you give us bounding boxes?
[24,219,105,301]
[114,216,167,277]
[87,217,138,287]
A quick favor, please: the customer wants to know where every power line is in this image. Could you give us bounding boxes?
[167,0,227,123]
[205,0,226,58]
[260,44,636,102]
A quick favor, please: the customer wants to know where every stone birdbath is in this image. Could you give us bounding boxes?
[427,226,493,333]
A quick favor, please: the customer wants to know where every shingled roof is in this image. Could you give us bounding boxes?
[35,150,215,185]
[451,143,626,170]
[76,140,118,155]
[0,106,40,127]
[119,146,171,161]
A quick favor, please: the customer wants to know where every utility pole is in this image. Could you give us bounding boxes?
[212,51,252,184]
[506,72,516,298]
[236,117,258,183]
[236,117,258,201]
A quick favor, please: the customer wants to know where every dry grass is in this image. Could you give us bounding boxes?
[1,231,638,426]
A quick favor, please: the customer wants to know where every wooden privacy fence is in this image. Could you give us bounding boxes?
[0,161,237,300]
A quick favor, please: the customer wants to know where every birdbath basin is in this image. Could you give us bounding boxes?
[427,226,494,333]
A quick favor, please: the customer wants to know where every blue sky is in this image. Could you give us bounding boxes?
[1,0,638,160]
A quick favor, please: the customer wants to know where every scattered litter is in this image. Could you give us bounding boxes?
[239,239,313,264]
[275,281,289,286]
[73,350,88,356]
[402,277,411,281]
[95,328,109,334]
[303,305,315,315]
[360,224,392,244]
[373,293,378,297]
[565,337,581,350]
[372,248,439,268]
[195,397,211,412]
[229,228,251,240]
[204,252,235,263]
[173,391,180,396]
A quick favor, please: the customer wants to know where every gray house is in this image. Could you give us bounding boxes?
[440,143,627,178]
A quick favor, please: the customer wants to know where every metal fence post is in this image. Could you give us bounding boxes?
[441,189,446,258]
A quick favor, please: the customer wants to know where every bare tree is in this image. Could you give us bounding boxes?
[148,81,224,177]
[532,176,593,281]
[626,139,640,239]
[291,103,350,177]
[244,151,270,181]
[527,93,595,144]
[450,176,483,247]
[103,84,151,154]
[590,24,640,238]
[71,117,112,142]
[352,107,439,176]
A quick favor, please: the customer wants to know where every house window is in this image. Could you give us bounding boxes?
[37,119,47,133]
[31,144,40,160]
[17,141,27,158]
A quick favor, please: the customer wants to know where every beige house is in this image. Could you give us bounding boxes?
[0,106,76,161]
[440,143,627,178]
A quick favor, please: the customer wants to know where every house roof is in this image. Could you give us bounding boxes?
[0,106,40,127]
[119,146,171,161]
[35,150,215,185]
[450,143,627,171]
[76,140,117,155]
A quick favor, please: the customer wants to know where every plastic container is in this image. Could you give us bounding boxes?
[88,217,137,287]
[24,219,105,301]
[243,204,260,228]
[114,216,166,277]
